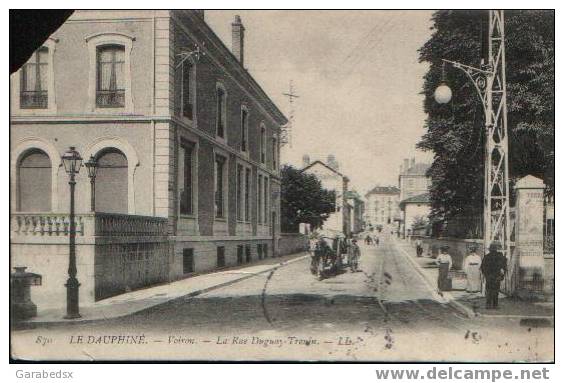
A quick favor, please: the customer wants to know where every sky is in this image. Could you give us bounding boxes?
[206,10,435,195]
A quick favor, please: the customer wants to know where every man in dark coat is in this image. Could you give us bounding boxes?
[480,242,508,309]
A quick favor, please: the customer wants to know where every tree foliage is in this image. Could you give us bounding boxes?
[418,10,554,224]
[280,165,336,232]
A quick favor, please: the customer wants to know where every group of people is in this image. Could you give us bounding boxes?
[308,233,362,275]
[364,234,379,246]
[435,242,507,309]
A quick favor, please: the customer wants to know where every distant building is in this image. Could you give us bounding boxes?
[345,190,365,234]
[398,158,431,202]
[398,158,432,237]
[399,193,431,238]
[364,186,400,230]
[301,157,350,235]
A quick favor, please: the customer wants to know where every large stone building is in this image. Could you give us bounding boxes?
[398,158,431,237]
[10,10,287,310]
[301,155,351,235]
[364,186,400,229]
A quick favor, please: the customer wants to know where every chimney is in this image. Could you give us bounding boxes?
[403,159,409,172]
[231,15,245,66]
[327,154,339,171]
[302,154,311,168]
[411,158,416,168]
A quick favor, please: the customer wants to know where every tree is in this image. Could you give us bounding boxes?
[418,10,554,226]
[411,215,428,231]
[280,165,336,233]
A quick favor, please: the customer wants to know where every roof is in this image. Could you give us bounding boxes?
[402,163,431,176]
[399,192,431,208]
[365,186,400,197]
[301,160,347,179]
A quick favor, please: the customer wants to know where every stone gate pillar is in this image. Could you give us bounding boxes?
[514,175,546,300]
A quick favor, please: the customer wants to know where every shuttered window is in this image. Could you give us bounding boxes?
[216,87,226,138]
[179,141,194,215]
[241,108,248,152]
[245,168,251,222]
[95,149,128,213]
[182,62,194,119]
[215,155,226,218]
[17,149,51,212]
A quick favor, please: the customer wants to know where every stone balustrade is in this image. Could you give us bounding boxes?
[11,213,87,237]
[11,212,168,240]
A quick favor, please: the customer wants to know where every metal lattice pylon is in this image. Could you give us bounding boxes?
[484,10,512,291]
[442,10,512,291]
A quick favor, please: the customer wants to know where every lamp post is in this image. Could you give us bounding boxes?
[61,146,83,319]
[84,156,98,212]
[434,11,511,288]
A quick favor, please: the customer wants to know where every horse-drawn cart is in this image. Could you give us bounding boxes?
[309,231,349,280]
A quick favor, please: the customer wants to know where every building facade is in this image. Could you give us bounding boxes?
[301,159,350,235]
[364,186,400,230]
[399,193,431,238]
[345,190,365,234]
[10,10,287,310]
[398,158,431,202]
[398,158,431,237]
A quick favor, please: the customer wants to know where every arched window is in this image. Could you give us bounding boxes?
[96,45,126,108]
[86,32,134,112]
[17,149,52,212]
[95,148,128,213]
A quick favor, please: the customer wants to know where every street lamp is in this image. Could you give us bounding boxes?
[434,83,452,104]
[61,146,83,319]
[433,11,511,272]
[84,155,98,212]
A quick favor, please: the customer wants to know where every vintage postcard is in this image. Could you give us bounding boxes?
[9,9,554,362]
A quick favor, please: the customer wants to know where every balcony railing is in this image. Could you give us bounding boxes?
[20,91,48,109]
[94,213,167,237]
[11,212,167,240]
[96,90,125,108]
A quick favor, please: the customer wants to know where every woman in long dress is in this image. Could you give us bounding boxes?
[464,244,482,293]
[436,246,453,291]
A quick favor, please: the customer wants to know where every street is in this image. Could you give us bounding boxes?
[11,234,553,362]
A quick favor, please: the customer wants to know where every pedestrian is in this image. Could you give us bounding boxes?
[349,238,361,272]
[415,238,423,257]
[308,232,320,275]
[375,236,380,246]
[463,244,482,293]
[436,245,453,291]
[480,242,507,309]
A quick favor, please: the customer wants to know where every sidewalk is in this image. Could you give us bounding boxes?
[21,252,309,325]
[395,239,554,320]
